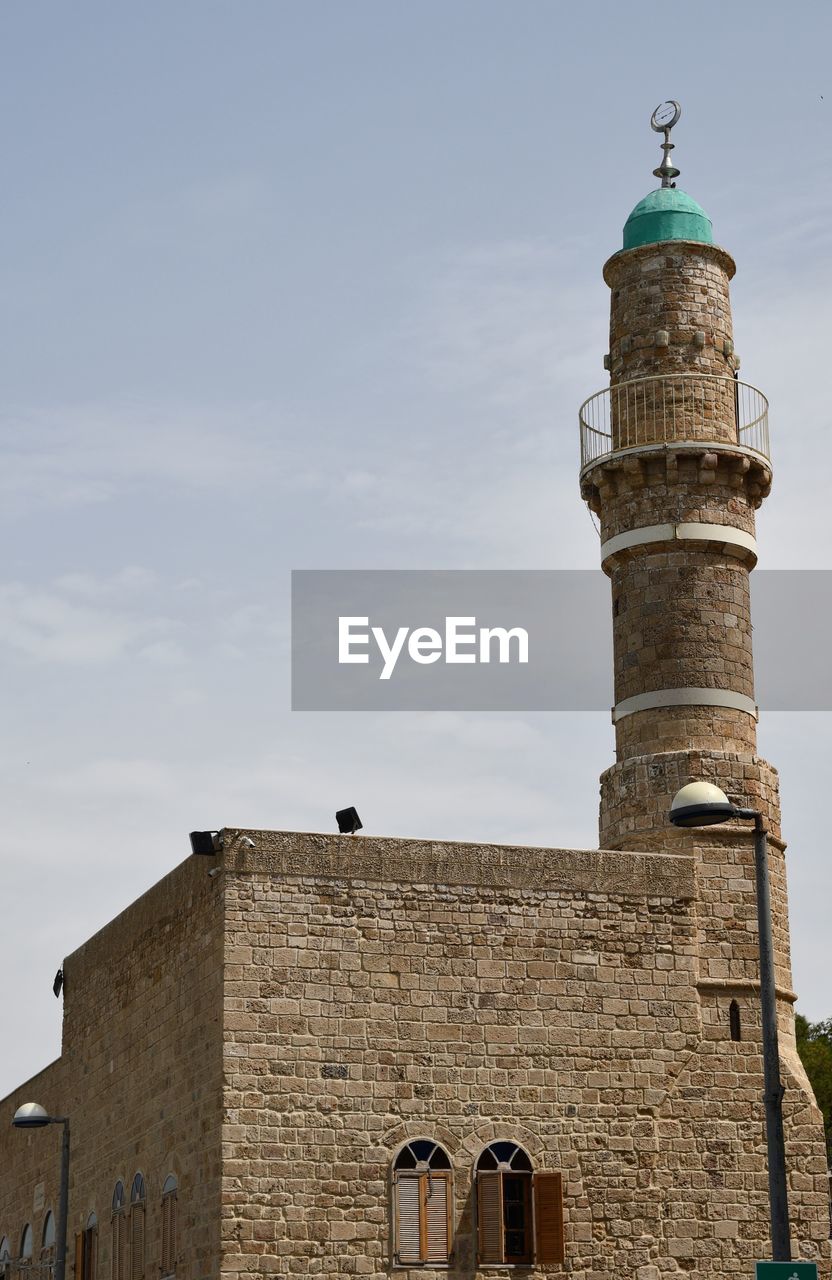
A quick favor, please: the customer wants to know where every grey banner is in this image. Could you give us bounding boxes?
[291,570,832,712]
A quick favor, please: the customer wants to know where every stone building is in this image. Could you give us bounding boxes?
[1,116,830,1280]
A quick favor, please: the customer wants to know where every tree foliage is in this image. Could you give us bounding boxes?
[795,1014,832,1165]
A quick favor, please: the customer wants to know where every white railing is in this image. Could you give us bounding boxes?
[579,374,770,472]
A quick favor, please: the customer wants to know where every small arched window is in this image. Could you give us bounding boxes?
[476,1142,564,1267]
[129,1175,145,1280]
[41,1212,56,1262]
[20,1225,33,1261]
[729,999,742,1042]
[392,1141,452,1266]
[161,1176,178,1278]
[112,1182,126,1280]
[77,1213,98,1280]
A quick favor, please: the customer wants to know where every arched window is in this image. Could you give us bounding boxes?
[41,1212,56,1263]
[20,1225,33,1261]
[392,1140,452,1266]
[160,1176,178,1278]
[76,1213,97,1280]
[475,1142,564,1266]
[112,1182,126,1280]
[129,1175,145,1280]
[729,999,742,1042]
[0,1237,9,1279]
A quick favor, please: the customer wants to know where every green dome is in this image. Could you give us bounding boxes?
[623,187,713,250]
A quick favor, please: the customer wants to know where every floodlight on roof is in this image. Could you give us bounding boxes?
[189,830,220,856]
[336,807,362,835]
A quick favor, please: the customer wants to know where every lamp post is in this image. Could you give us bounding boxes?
[11,1104,70,1280]
[669,781,791,1261]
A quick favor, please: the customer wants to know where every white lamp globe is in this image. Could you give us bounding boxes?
[670,781,735,828]
[12,1102,51,1128]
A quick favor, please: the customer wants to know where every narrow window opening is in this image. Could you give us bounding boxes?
[74,1216,97,1280]
[41,1212,56,1265]
[19,1226,33,1262]
[729,999,742,1042]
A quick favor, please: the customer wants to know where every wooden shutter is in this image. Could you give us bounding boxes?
[161,1198,169,1276]
[477,1170,504,1264]
[129,1206,144,1280]
[533,1171,565,1264]
[112,1213,125,1280]
[424,1172,451,1264]
[75,1233,84,1279]
[120,1214,128,1280]
[161,1194,177,1276]
[395,1175,422,1264]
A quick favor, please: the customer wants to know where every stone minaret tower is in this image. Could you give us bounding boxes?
[578,105,792,1012]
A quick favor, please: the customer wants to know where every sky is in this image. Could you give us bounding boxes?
[1,0,831,1101]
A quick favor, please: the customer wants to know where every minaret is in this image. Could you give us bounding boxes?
[579,104,792,1003]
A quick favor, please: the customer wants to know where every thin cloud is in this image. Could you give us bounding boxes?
[0,579,179,665]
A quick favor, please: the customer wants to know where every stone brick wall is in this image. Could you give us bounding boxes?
[604,243,737,388]
[218,830,830,1280]
[610,552,755,745]
[1,832,828,1280]
[0,855,226,1280]
[0,1058,67,1272]
[597,468,759,545]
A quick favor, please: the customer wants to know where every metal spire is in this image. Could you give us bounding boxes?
[650,100,682,188]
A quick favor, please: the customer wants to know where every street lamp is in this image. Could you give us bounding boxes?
[12,1103,70,1280]
[670,781,791,1262]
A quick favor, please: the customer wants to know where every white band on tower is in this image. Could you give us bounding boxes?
[600,521,757,565]
[612,687,758,723]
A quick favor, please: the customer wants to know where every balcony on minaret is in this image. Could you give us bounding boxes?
[579,372,772,513]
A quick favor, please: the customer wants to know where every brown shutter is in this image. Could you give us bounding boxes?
[161,1194,177,1276]
[75,1233,84,1279]
[169,1196,177,1272]
[129,1206,144,1280]
[161,1200,168,1276]
[533,1171,565,1264]
[477,1170,504,1264]
[161,1199,170,1276]
[395,1174,422,1264]
[424,1172,451,1264]
[115,1213,126,1280]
